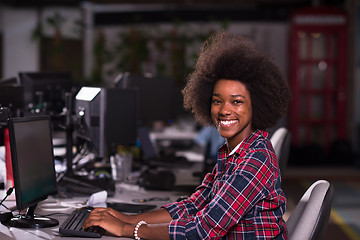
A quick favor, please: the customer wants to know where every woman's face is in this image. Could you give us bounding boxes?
[211,79,253,150]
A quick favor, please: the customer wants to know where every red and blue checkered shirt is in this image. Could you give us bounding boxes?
[163,130,287,239]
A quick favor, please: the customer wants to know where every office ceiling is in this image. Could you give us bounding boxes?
[0,0,347,25]
[0,0,346,8]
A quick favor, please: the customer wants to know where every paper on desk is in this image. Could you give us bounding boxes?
[86,190,107,208]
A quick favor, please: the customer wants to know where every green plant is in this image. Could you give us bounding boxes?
[113,27,149,74]
[90,29,112,85]
[46,12,66,71]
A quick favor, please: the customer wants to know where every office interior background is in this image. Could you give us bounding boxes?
[2,0,359,165]
[0,0,360,239]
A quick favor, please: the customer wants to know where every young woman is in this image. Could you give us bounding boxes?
[83,32,291,239]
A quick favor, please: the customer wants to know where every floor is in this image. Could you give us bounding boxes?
[282,165,360,240]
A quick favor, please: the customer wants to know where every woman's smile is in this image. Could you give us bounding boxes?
[220,119,237,125]
[218,119,238,128]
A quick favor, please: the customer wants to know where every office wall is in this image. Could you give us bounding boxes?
[80,3,290,86]
[94,22,288,86]
[1,6,288,83]
[3,8,38,79]
[1,6,81,79]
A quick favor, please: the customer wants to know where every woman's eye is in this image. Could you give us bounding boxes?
[212,99,221,104]
[233,100,243,104]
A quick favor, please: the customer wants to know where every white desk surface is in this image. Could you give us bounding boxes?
[0,167,202,240]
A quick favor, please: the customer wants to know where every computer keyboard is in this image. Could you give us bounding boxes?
[107,202,157,213]
[59,207,105,238]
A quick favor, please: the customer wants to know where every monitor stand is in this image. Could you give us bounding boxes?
[8,205,59,229]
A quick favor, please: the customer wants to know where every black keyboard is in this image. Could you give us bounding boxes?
[59,207,105,238]
[107,202,156,213]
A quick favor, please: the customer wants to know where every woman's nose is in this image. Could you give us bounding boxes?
[219,103,231,115]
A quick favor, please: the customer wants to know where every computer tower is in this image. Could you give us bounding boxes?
[75,87,138,157]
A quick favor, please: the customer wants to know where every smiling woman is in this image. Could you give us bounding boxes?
[82,31,292,240]
[179,31,292,239]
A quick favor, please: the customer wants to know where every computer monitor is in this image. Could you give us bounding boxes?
[0,84,24,113]
[18,72,73,114]
[7,115,59,228]
[75,87,138,158]
[115,74,178,125]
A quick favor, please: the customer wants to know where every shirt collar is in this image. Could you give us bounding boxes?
[218,130,268,157]
[228,141,242,156]
[227,129,267,156]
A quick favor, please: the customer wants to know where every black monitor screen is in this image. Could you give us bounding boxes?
[7,116,59,228]
[116,74,177,124]
[18,72,73,113]
[0,84,24,111]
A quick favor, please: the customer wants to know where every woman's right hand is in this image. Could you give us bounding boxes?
[82,207,134,237]
[95,207,131,222]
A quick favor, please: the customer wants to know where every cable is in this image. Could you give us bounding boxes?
[0,186,14,211]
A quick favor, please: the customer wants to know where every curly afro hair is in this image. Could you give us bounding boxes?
[182,31,291,130]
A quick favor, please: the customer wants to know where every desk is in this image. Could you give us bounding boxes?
[0,170,201,240]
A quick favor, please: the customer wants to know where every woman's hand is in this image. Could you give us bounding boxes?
[82,207,134,237]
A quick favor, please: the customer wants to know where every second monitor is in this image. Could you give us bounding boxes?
[115,73,179,125]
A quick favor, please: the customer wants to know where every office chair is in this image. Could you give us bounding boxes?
[286,180,334,240]
[270,127,291,174]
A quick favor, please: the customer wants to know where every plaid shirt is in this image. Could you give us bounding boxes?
[163,130,287,239]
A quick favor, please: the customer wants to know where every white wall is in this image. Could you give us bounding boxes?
[1,6,81,80]
[3,8,39,79]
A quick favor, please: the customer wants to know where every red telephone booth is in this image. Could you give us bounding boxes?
[289,5,347,153]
